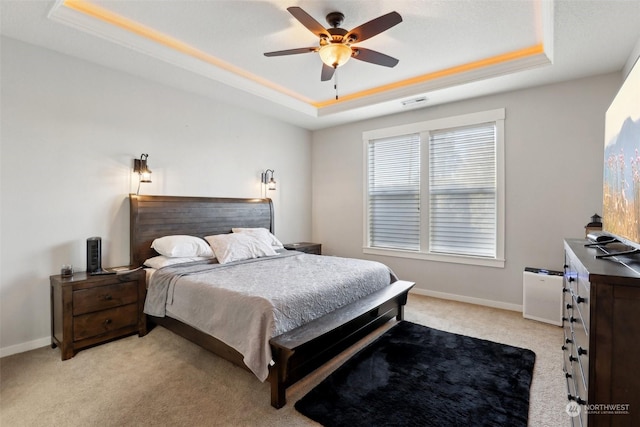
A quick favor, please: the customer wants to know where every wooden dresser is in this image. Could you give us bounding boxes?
[563,239,640,426]
[50,269,147,360]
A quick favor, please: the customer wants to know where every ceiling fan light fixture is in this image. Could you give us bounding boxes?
[319,43,352,68]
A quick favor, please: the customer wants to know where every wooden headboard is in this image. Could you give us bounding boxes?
[129,194,274,267]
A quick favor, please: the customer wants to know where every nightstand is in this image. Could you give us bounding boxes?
[284,242,322,255]
[50,268,147,360]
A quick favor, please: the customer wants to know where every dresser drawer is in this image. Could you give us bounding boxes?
[562,328,574,379]
[575,278,590,331]
[571,329,588,389]
[563,359,576,401]
[73,303,138,341]
[73,281,138,315]
[563,286,572,324]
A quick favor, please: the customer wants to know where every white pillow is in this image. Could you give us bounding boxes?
[151,235,214,258]
[205,233,277,264]
[143,255,214,269]
[231,227,284,249]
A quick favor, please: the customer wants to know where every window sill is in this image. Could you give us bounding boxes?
[363,247,505,268]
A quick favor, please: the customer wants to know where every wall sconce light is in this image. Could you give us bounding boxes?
[133,153,152,195]
[261,169,276,191]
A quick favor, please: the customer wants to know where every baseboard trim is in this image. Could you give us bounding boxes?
[1,337,50,358]
[2,290,522,358]
[409,288,522,312]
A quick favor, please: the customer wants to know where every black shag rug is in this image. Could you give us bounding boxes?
[294,321,535,427]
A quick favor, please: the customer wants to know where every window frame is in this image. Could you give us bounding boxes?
[362,109,505,268]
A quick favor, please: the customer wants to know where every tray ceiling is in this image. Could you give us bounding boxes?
[2,1,640,129]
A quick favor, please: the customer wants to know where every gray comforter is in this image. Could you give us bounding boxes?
[144,251,396,381]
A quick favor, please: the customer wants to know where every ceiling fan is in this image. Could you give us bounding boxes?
[264,7,402,82]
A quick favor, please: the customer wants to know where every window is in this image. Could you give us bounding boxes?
[367,133,420,251]
[363,109,505,268]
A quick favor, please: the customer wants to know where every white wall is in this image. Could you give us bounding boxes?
[311,72,621,309]
[0,37,312,356]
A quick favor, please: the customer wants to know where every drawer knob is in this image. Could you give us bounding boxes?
[570,316,578,323]
[104,319,112,326]
[565,372,572,379]
[578,347,588,356]
[568,395,586,405]
[576,296,586,304]
[566,303,573,310]
[562,288,569,293]
[569,355,578,362]
[561,345,567,351]
[104,295,112,301]
[568,277,575,282]
[565,337,573,344]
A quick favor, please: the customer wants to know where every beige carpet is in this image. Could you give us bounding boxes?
[1,294,567,426]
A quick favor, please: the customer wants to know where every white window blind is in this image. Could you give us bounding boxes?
[367,134,420,250]
[429,123,497,257]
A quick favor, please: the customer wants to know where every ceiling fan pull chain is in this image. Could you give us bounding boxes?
[334,66,339,100]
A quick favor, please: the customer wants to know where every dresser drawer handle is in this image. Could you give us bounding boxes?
[568,277,575,282]
[104,295,112,301]
[565,337,573,344]
[576,296,586,304]
[566,303,573,310]
[565,372,572,379]
[568,394,586,405]
[561,345,568,351]
[569,355,578,362]
[578,347,588,356]
[104,319,112,326]
[563,288,569,293]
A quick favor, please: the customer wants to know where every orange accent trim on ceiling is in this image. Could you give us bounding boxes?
[312,43,546,108]
[62,0,315,104]
[63,0,545,110]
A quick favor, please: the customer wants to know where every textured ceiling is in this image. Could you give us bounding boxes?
[2,1,640,129]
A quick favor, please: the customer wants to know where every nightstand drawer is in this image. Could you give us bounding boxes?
[73,303,138,341]
[73,281,138,315]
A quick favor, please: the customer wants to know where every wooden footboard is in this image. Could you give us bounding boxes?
[147,280,414,409]
[268,280,414,408]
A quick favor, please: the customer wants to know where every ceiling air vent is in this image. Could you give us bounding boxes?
[401,96,428,109]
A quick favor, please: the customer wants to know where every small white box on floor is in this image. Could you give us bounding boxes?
[523,267,564,326]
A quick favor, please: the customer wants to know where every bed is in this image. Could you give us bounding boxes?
[130,194,414,408]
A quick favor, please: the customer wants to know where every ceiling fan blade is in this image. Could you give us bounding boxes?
[264,47,317,57]
[321,64,335,81]
[345,11,402,43]
[287,6,331,39]
[352,47,399,67]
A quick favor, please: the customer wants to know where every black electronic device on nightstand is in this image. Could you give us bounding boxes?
[87,237,115,275]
